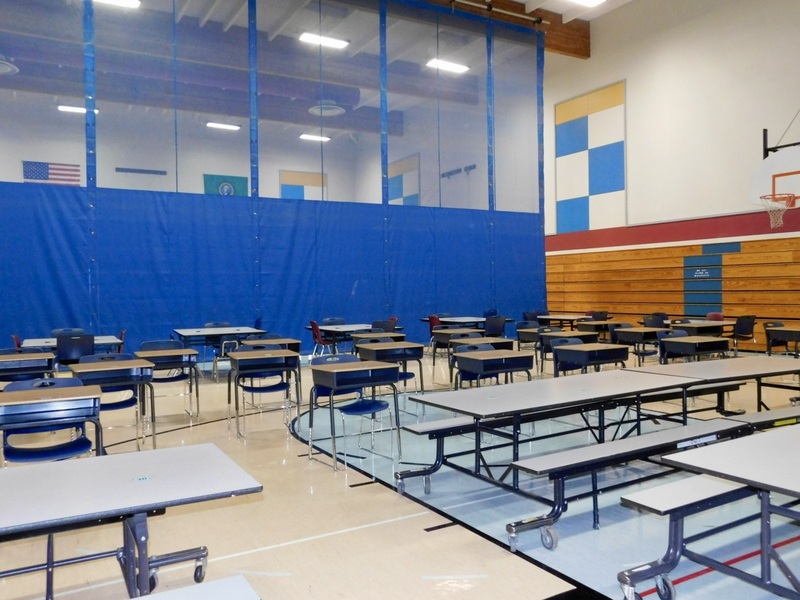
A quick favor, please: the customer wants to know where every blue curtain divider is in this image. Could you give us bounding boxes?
[0,183,546,352]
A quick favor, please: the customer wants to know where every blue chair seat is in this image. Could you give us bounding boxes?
[4,436,93,463]
[338,398,390,417]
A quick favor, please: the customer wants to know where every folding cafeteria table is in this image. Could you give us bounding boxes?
[0,444,262,599]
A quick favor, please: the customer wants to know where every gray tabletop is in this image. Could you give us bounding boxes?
[148,575,260,599]
[0,443,262,536]
[409,368,703,419]
[628,355,800,382]
[662,424,800,497]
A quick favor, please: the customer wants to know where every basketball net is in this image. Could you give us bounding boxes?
[759,193,796,228]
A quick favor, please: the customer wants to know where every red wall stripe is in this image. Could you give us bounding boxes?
[546,210,800,253]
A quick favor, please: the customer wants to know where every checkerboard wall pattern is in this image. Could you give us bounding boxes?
[555,82,626,234]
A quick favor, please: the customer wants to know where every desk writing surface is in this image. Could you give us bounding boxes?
[310,360,397,375]
[0,443,263,537]
[409,369,702,420]
[68,358,154,374]
[433,328,482,336]
[665,335,725,344]
[453,349,534,360]
[315,324,370,333]
[629,355,800,382]
[174,326,263,335]
[0,352,55,363]
[662,424,800,498]
[355,341,422,350]
[21,336,121,348]
[0,384,103,407]
[559,343,626,352]
[228,349,298,360]
[134,348,199,359]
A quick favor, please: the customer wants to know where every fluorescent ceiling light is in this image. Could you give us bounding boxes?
[299,32,349,49]
[58,105,98,114]
[426,58,469,74]
[206,122,241,131]
[565,0,606,7]
[299,133,331,142]
[94,0,141,7]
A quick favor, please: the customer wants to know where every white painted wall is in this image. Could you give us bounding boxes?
[543,0,800,235]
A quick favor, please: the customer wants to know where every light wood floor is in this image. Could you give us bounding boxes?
[1,355,581,599]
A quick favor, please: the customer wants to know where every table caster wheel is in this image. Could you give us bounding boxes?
[423,474,431,495]
[396,479,405,494]
[148,571,158,593]
[508,533,518,553]
[655,576,675,600]
[541,526,558,550]
[194,562,206,583]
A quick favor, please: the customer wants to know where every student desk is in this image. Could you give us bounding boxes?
[0,351,56,380]
[658,425,800,599]
[628,355,800,412]
[240,337,302,353]
[22,335,123,353]
[764,325,800,356]
[451,349,535,388]
[614,327,667,366]
[226,349,301,438]
[420,316,486,327]
[350,331,406,343]
[430,327,483,345]
[134,347,201,416]
[575,319,616,339]
[660,335,729,362]
[552,342,629,376]
[355,341,425,392]
[311,324,371,354]
[309,360,400,470]
[669,320,734,336]
[68,358,156,447]
[172,326,265,349]
[0,443,262,599]
[538,330,600,373]
[536,314,587,329]
[0,384,104,456]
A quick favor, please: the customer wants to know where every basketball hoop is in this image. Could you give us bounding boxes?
[759,193,796,228]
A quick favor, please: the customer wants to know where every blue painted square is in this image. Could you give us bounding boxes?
[685,279,722,291]
[388,175,404,200]
[703,242,741,255]
[684,292,723,305]
[556,117,588,158]
[403,193,419,206]
[684,255,722,267]
[281,184,304,200]
[557,197,589,233]
[588,142,625,195]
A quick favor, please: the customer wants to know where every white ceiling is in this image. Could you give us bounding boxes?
[507,0,632,24]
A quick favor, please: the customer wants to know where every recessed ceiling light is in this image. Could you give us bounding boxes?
[58,105,98,114]
[565,0,606,7]
[426,58,469,74]
[299,134,331,142]
[94,0,141,8]
[308,100,345,117]
[299,32,349,49]
[206,122,241,131]
[0,56,18,76]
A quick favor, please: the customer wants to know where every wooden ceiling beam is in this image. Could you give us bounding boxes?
[423,0,590,59]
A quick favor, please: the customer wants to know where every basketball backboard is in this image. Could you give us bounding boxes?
[751,145,800,206]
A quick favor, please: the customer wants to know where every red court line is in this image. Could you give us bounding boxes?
[639,532,800,597]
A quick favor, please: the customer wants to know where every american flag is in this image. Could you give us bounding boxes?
[22,161,81,186]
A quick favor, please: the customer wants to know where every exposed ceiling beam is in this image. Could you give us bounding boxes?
[224,2,247,33]
[423,0,590,59]
[267,0,313,42]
